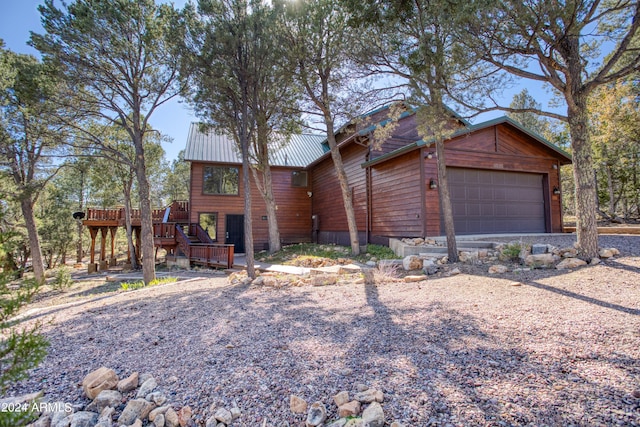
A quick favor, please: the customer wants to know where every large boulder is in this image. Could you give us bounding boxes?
[82,367,119,400]
[362,402,385,427]
[117,399,155,426]
[556,258,587,270]
[306,401,327,426]
[402,255,423,271]
[524,253,557,268]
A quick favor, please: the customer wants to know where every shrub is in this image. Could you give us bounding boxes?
[51,267,72,291]
[0,275,48,426]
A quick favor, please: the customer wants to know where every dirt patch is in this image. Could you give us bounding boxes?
[8,251,640,426]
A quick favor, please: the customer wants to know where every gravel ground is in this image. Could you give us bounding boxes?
[8,235,640,426]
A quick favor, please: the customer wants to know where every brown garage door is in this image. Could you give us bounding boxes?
[447,168,546,234]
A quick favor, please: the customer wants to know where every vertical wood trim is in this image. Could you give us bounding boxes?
[420,148,427,237]
[542,173,552,233]
[494,126,499,152]
[189,162,194,228]
[557,161,564,232]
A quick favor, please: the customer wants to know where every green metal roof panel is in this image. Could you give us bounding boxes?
[184,123,327,167]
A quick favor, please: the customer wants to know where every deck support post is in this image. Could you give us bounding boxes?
[88,227,99,273]
[99,227,108,271]
[109,226,117,266]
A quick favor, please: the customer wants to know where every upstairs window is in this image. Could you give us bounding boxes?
[203,166,239,195]
[292,170,308,187]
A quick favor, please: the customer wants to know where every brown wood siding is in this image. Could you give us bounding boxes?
[310,143,368,233]
[423,123,564,235]
[190,162,312,250]
[370,150,424,237]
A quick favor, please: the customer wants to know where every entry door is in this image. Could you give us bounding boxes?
[225,214,245,253]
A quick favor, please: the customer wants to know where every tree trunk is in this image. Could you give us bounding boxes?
[133,142,156,284]
[76,168,85,263]
[435,137,458,262]
[326,119,360,255]
[568,95,599,259]
[606,165,615,216]
[20,198,46,284]
[240,146,256,279]
[123,180,139,269]
[252,165,281,253]
[251,124,281,253]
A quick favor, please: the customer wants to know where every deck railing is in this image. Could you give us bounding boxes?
[85,200,189,224]
[189,223,214,244]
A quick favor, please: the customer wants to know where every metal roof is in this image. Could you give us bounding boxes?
[184,123,327,168]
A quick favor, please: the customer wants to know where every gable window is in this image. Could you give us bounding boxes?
[198,212,218,240]
[203,166,239,195]
[291,170,308,187]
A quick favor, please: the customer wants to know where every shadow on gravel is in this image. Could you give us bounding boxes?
[524,280,640,316]
[12,278,639,426]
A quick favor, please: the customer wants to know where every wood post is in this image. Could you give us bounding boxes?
[109,226,117,266]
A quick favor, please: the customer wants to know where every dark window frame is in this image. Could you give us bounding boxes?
[203,166,239,195]
[291,170,308,188]
[198,212,218,241]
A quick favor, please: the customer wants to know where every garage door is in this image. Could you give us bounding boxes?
[447,168,546,234]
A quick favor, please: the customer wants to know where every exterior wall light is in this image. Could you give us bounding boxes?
[429,178,437,189]
[553,186,561,195]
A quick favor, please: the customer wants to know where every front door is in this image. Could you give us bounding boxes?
[225,214,245,253]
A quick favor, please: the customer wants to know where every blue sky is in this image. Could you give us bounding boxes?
[1,0,565,162]
[0,0,195,162]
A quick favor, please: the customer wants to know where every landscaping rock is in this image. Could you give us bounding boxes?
[326,419,348,427]
[117,372,139,393]
[524,253,557,268]
[556,258,587,270]
[310,274,338,286]
[213,407,232,424]
[531,244,548,255]
[458,251,478,263]
[354,388,384,403]
[93,389,122,412]
[290,394,308,413]
[559,247,578,258]
[82,367,119,400]
[154,413,165,427]
[305,401,327,426]
[94,407,114,427]
[136,377,157,398]
[230,406,241,420]
[338,400,361,417]
[146,392,167,406]
[165,408,179,427]
[362,402,385,427]
[333,391,350,407]
[488,265,508,274]
[149,406,170,422]
[177,406,192,427]
[404,275,427,282]
[599,248,619,258]
[68,411,98,427]
[402,255,423,271]
[117,399,154,426]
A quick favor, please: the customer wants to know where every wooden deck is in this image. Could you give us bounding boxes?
[82,201,234,270]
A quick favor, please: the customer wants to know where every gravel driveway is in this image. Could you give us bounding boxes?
[9,235,640,426]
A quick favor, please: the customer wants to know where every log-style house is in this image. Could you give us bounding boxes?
[184,105,572,250]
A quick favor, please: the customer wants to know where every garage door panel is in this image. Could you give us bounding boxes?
[447,168,546,234]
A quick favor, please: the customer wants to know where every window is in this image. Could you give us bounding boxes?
[291,170,308,187]
[198,213,218,240]
[203,166,239,195]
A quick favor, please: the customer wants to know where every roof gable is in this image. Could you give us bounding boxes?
[361,116,572,168]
